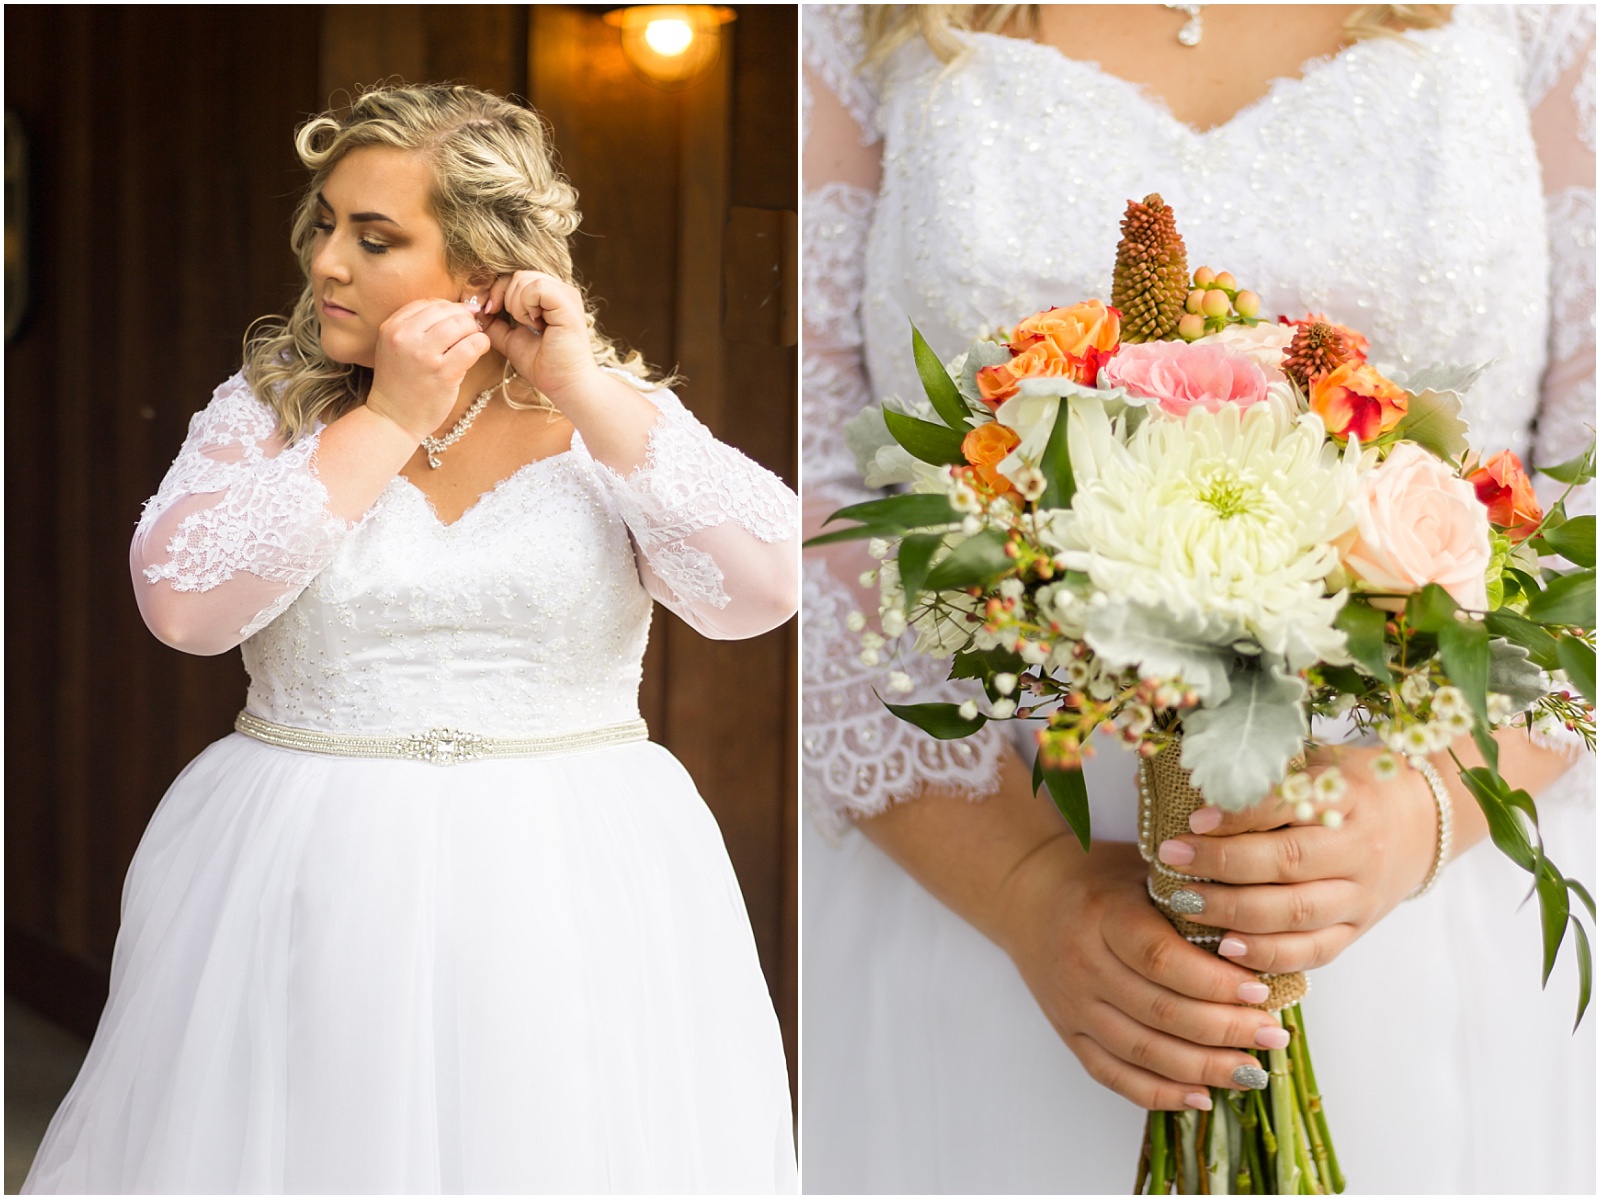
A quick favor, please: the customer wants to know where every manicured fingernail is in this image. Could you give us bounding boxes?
[1254,1026,1290,1050]
[1236,981,1270,1004]
[1184,1092,1213,1111]
[1189,807,1223,833]
[1219,936,1248,958]
[1169,889,1205,914]
[1233,1064,1269,1090]
[1158,839,1194,866]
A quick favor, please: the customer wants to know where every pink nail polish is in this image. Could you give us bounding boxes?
[1254,1026,1291,1050]
[1189,807,1223,834]
[1184,1092,1213,1111]
[1219,936,1248,958]
[1158,839,1195,866]
[1236,981,1270,1004]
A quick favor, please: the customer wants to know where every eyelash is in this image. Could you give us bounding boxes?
[310,220,389,255]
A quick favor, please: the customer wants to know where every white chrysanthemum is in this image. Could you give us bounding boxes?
[1042,401,1362,670]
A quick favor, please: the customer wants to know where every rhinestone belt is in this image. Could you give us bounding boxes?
[234,711,649,765]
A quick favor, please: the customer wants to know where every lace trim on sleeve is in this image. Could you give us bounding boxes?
[802,5,880,145]
[138,374,350,596]
[1515,4,1597,109]
[1577,36,1596,151]
[1534,185,1596,515]
[589,389,797,611]
[802,558,1007,840]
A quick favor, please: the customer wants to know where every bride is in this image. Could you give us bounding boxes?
[25,83,799,1194]
[802,4,1594,1193]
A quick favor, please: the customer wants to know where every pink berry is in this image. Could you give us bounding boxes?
[1193,266,1216,286]
[1234,290,1261,318]
[1186,289,1206,314]
[1214,271,1237,290]
[1177,313,1206,341]
[1200,290,1230,318]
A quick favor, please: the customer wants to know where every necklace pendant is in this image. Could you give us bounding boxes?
[1165,3,1203,46]
[427,453,442,470]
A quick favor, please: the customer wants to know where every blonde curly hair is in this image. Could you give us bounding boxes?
[861,6,1453,70]
[242,82,658,443]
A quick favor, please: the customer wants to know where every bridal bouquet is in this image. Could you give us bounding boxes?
[811,195,1596,1194]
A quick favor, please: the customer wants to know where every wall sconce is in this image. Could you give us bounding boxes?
[603,6,735,89]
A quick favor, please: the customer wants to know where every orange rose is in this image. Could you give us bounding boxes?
[976,341,1074,408]
[1465,450,1543,541]
[961,421,1022,494]
[1012,299,1122,359]
[1309,361,1408,442]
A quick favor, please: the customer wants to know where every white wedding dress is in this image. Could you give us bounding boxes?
[23,370,801,1193]
[801,5,1596,1194]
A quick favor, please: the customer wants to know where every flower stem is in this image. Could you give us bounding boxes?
[1269,1045,1299,1194]
[1288,1006,1344,1193]
[1196,1106,1212,1195]
[1137,1112,1154,1195]
[1151,1108,1171,1194]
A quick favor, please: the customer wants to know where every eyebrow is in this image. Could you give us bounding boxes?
[315,191,403,228]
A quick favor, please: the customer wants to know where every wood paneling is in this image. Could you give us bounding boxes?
[7,3,798,1102]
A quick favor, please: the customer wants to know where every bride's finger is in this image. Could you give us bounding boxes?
[1104,911,1270,1006]
[1177,878,1363,935]
[1107,963,1293,1051]
[1215,924,1359,974]
[483,274,511,315]
[1158,824,1359,886]
[1066,1031,1217,1112]
[1088,1002,1271,1095]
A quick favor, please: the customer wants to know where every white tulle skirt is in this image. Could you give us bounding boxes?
[23,734,797,1195]
[801,740,1596,1195]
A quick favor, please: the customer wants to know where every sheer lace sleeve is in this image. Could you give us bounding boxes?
[585,381,799,642]
[802,6,1007,839]
[131,372,352,656]
[1520,4,1597,516]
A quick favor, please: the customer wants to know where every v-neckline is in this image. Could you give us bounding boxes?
[392,445,582,531]
[963,20,1442,140]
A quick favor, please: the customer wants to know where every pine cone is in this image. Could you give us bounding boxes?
[1110,194,1189,343]
[1282,320,1353,394]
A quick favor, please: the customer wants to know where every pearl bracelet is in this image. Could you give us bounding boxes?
[1406,756,1454,900]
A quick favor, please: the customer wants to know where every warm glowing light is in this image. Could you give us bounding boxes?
[643,18,694,57]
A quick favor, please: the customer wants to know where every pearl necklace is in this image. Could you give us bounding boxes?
[421,384,494,469]
[1164,3,1204,46]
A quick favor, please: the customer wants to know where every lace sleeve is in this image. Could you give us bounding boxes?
[801,10,1007,839]
[586,382,799,641]
[1520,5,1597,515]
[131,372,352,655]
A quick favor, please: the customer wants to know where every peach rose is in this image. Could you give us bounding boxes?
[961,421,1022,493]
[1341,443,1492,612]
[1193,321,1295,381]
[1309,361,1408,442]
[1465,450,1543,542]
[976,300,1121,408]
[1100,341,1268,417]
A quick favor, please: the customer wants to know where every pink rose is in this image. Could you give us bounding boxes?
[1102,342,1268,417]
[1193,322,1295,381]
[1341,443,1492,612]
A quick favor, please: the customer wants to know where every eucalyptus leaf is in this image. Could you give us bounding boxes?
[958,340,1013,408]
[1525,569,1596,628]
[1487,638,1550,711]
[1043,763,1092,851]
[1084,601,1244,705]
[1395,387,1471,461]
[1556,634,1596,706]
[1437,618,1490,725]
[923,529,1012,590]
[1334,598,1390,678]
[1179,665,1308,811]
[1539,442,1596,486]
[884,408,969,466]
[882,698,988,739]
[912,324,977,431]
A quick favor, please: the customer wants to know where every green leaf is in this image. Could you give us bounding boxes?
[1572,920,1592,1032]
[923,529,1013,590]
[1536,516,1596,569]
[829,494,960,531]
[1394,387,1471,461]
[1525,569,1596,627]
[1437,618,1490,725]
[1460,767,1536,871]
[884,408,969,466]
[896,533,943,614]
[1537,860,1571,988]
[1319,664,1367,695]
[1557,634,1596,706]
[912,324,976,431]
[1031,749,1045,800]
[1405,583,1459,632]
[1042,763,1092,851]
[1539,442,1596,486]
[1568,877,1598,923]
[1470,720,1500,774]
[950,645,1024,681]
[1037,392,1076,510]
[803,524,898,547]
[1334,598,1391,678]
[1484,609,1562,670]
[882,699,988,739]
[1179,665,1309,811]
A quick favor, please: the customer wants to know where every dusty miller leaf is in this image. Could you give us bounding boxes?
[1180,664,1308,811]
[1084,601,1245,705]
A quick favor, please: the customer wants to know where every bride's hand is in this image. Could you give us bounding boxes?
[1153,744,1438,974]
[479,270,603,409]
[995,837,1296,1111]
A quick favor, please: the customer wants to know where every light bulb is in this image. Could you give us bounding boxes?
[643,18,694,57]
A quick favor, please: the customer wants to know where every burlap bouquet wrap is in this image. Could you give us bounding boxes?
[1138,738,1308,1012]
